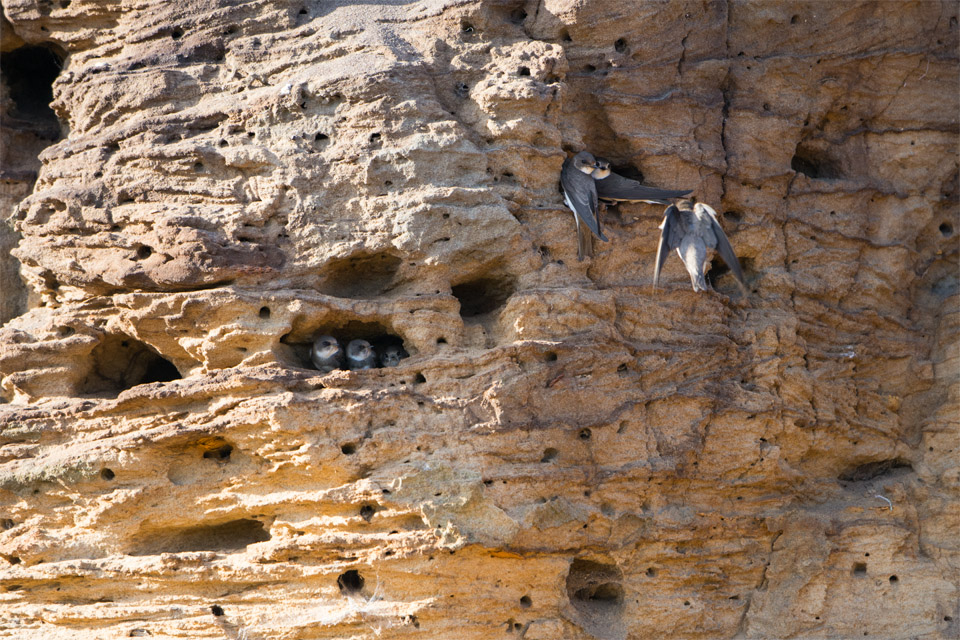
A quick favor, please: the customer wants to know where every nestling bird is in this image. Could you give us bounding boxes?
[592,158,692,204]
[311,335,344,372]
[379,344,408,367]
[654,199,746,293]
[346,339,378,370]
[560,150,607,261]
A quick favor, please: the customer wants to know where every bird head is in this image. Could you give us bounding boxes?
[592,157,612,179]
[381,345,408,367]
[572,151,596,175]
[347,339,374,360]
[313,335,340,359]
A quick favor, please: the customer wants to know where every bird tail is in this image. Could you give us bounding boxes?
[576,214,594,261]
[691,272,708,292]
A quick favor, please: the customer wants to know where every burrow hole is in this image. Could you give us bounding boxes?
[130,519,269,555]
[791,142,841,179]
[541,448,558,462]
[81,334,181,396]
[838,458,912,482]
[320,251,402,299]
[280,320,408,371]
[566,559,625,629]
[0,44,65,141]
[338,569,364,594]
[201,439,233,462]
[451,275,515,319]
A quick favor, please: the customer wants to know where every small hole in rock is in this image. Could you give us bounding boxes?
[341,443,357,455]
[298,7,307,14]
[888,575,898,583]
[520,595,532,608]
[203,444,233,461]
[545,351,558,362]
[584,64,597,73]
[579,428,591,440]
[100,468,115,480]
[414,373,426,384]
[338,569,364,594]
[518,66,530,76]
[791,142,841,179]
[646,567,656,577]
[790,14,799,24]
[359,505,375,521]
[541,448,558,462]
[510,8,527,23]
[436,337,447,345]
[193,162,203,172]
[135,245,152,260]
[939,222,953,237]
[852,562,867,576]
[171,28,184,40]
[452,275,515,318]
[258,306,271,319]
[614,38,627,53]
[210,605,224,616]
[567,559,625,623]
[461,21,474,34]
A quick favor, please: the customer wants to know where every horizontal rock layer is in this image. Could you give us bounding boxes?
[0,0,957,638]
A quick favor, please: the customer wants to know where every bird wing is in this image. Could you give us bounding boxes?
[596,172,691,204]
[707,214,746,290]
[561,158,606,241]
[653,204,680,289]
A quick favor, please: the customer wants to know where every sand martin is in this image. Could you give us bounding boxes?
[311,335,344,372]
[379,344,408,367]
[346,339,378,370]
[560,151,608,261]
[654,200,746,293]
[593,158,691,204]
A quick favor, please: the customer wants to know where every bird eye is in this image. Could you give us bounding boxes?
[322,341,329,346]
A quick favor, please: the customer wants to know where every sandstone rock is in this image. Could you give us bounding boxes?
[0,0,957,638]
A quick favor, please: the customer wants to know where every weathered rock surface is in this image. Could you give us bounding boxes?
[0,0,957,638]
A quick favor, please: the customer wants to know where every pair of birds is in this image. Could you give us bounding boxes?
[560,151,746,293]
[310,336,408,372]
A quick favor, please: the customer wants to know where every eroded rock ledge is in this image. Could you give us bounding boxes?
[1,1,957,638]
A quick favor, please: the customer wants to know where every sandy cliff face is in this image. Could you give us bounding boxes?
[0,0,957,638]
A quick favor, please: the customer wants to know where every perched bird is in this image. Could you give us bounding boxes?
[593,158,692,204]
[560,150,607,261]
[654,199,746,293]
[311,335,344,372]
[346,339,378,370]
[379,344,408,367]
